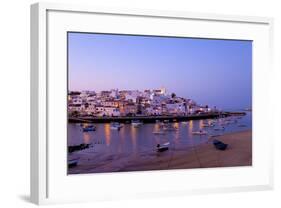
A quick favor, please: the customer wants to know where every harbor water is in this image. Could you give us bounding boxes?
[68,112,252,173]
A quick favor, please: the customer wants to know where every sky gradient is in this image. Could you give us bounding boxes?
[68,32,252,110]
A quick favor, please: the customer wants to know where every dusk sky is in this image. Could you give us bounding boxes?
[68,32,252,110]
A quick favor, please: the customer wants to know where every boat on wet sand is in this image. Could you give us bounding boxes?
[68,155,80,168]
[157,142,170,152]
[238,124,247,127]
[213,139,228,150]
[208,134,222,138]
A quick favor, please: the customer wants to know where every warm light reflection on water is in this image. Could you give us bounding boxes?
[199,120,203,129]
[174,122,180,144]
[130,125,137,152]
[153,124,160,132]
[188,120,193,136]
[83,133,91,144]
[104,123,111,146]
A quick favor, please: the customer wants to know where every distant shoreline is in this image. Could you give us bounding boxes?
[68,111,246,123]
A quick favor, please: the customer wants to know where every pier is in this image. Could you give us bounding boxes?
[68,112,236,124]
[225,111,247,116]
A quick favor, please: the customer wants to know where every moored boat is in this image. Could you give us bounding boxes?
[110,122,122,130]
[213,127,225,131]
[131,120,143,127]
[162,124,178,131]
[192,130,208,135]
[153,130,166,135]
[202,124,214,128]
[82,124,96,132]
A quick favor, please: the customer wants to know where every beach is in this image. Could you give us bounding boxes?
[68,130,252,174]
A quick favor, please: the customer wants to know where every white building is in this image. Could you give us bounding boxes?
[86,95,96,103]
[125,94,138,103]
[110,89,119,98]
[151,94,168,105]
[71,97,83,105]
[145,106,161,115]
[166,103,186,114]
[85,103,96,115]
[102,107,120,117]
[68,104,86,113]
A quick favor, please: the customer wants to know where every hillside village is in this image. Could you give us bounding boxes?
[68,87,216,117]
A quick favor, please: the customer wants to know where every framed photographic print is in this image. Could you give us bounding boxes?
[30,2,274,205]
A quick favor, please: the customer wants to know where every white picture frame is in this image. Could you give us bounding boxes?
[30,2,274,205]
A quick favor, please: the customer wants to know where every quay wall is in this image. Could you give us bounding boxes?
[68,113,232,123]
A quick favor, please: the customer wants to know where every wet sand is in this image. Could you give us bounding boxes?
[68,130,252,174]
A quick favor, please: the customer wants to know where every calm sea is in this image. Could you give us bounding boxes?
[68,112,252,157]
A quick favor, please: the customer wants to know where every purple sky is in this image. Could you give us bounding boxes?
[68,32,252,110]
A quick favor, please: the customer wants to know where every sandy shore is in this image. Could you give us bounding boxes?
[69,130,252,174]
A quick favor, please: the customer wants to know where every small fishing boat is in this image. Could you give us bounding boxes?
[213,127,225,131]
[202,124,214,128]
[110,122,122,130]
[68,143,92,153]
[208,134,222,138]
[82,125,96,132]
[213,139,228,150]
[192,130,208,135]
[238,124,247,127]
[153,130,166,135]
[157,142,170,152]
[110,125,121,130]
[162,125,178,131]
[131,120,143,127]
[68,155,80,168]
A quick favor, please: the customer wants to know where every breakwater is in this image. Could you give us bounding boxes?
[68,112,235,124]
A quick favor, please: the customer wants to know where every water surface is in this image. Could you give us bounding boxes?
[68,113,252,171]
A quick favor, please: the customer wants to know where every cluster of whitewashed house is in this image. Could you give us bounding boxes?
[68,88,212,117]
